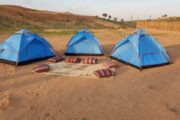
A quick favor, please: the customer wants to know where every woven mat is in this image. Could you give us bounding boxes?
[45,62,107,78]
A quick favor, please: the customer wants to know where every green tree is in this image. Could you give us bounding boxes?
[162,14,168,18]
[121,19,124,22]
[114,17,118,21]
[102,13,108,18]
[108,15,112,20]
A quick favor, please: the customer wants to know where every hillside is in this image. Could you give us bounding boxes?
[0,5,126,30]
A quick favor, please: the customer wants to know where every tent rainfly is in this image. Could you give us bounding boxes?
[65,29,104,56]
[0,29,55,65]
[110,29,171,69]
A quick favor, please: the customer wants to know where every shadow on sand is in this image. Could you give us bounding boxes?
[102,44,115,56]
[55,49,66,56]
[166,44,180,62]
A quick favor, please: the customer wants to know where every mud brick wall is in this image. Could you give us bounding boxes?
[137,21,180,31]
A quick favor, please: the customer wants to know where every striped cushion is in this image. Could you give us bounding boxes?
[81,57,98,64]
[64,57,81,63]
[94,69,115,78]
[33,64,50,73]
[48,55,64,63]
[102,61,119,69]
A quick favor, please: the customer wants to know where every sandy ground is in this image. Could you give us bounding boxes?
[0,29,180,120]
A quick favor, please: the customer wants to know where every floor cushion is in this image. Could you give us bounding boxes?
[48,55,64,63]
[81,57,98,64]
[94,69,115,78]
[33,64,50,73]
[64,57,81,63]
[102,60,119,69]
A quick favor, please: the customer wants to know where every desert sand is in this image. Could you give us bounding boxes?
[0,29,180,120]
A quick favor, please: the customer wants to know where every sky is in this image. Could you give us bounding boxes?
[0,0,180,20]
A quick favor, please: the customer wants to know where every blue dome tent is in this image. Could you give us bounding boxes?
[65,29,104,56]
[0,29,55,65]
[111,29,171,69]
